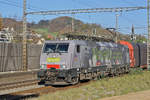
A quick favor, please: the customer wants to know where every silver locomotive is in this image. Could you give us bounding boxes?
[37,40,130,85]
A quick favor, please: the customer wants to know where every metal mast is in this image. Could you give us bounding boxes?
[115,14,119,43]
[0,14,3,31]
[71,13,75,33]
[147,0,150,70]
[23,0,27,71]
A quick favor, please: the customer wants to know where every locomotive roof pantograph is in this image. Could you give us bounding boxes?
[63,33,114,42]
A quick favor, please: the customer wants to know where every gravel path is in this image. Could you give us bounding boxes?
[100,90,150,100]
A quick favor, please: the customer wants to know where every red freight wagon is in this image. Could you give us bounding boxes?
[119,41,140,68]
[119,41,147,68]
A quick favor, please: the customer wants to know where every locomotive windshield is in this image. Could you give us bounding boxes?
[43,43,69,53]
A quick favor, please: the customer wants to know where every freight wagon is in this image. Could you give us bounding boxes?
[119,41,147,68]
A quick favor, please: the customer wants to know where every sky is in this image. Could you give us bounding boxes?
[0,0,147,35]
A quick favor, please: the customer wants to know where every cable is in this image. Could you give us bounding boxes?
[71,0,93,8]
[0,1,23,9]
[123,0,140,6]
[71,0,102,8]
[116,0,145,7]
[0,0,44,11]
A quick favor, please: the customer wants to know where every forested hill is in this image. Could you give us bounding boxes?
[2,16,146,42]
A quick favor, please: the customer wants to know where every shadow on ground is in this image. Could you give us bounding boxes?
[0,93,39,100]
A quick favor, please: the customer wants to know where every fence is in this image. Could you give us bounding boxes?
[0,43,42,72]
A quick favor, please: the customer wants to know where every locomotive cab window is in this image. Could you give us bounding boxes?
[43,43,69,53]
[77,45,80,53]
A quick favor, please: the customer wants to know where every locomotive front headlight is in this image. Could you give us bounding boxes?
[60,65,66,69]
[40,64,46,69]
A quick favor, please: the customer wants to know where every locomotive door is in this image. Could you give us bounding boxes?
[80,46,90,68]
[72,45,81,68]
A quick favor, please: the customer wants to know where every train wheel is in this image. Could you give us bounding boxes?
[38,80,45,85]
[97,75,101,80]
[71,77,79,85]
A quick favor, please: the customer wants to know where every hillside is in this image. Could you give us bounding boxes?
[3,18,23,33]
[1,17,117,38]
[1,17,146,42]
[31,16,115,39]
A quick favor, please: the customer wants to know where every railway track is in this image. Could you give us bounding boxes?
[0,80,92,100]
[0,71,137,100]
[0,79,39,92]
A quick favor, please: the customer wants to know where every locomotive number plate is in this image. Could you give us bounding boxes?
[47,58,60,62]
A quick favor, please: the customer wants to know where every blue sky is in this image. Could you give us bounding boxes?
[0,0,147,35]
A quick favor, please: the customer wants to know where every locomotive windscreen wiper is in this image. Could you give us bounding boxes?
[44,43,57,53]
[43,43,69,54]
[55,49,62,55]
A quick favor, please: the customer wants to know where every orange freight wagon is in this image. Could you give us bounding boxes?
[119,41,139,68]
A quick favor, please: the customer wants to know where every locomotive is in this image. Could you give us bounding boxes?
[37,40,130,85]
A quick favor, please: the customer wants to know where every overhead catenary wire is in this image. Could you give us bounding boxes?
[0,0,23,9]
[121,0,140,6]
[71,0,102,8]
[4,0,48,11]
[123,0,145,7]
[27,6,146,15]
[0,0,46,11]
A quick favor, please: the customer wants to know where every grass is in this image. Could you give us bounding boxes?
[34,69,150,100]
[34,28,59,38]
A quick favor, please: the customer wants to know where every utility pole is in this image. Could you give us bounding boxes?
[92,28,97,35]
[0,14,2,31]
[71,13,75,33]
[115,14,119,43]
[147,0,150,70]
[22,0,27,71]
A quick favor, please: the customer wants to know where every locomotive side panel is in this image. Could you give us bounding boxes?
[92,42,130,75]
[95,42,129,67]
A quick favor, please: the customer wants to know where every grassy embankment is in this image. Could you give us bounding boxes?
[34,28,59,39]
[35,69,150,100]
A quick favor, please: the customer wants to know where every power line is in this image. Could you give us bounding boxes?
[27,6,146,15]
[0,0,23,9]
[116,0,144,7]
[71,0,92,8]
[122,0,140,6]
[5,0,46,11]
[71,0,102,8]
[118,26,147,30]
[0,0,44,11]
